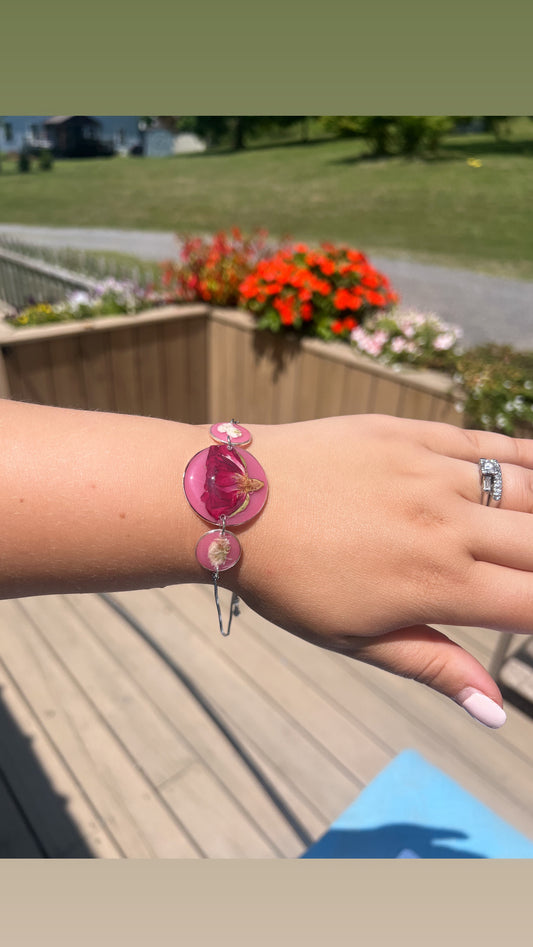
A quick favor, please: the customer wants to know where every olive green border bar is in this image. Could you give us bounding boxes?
[2,0,533,112]
[1,0,531,942]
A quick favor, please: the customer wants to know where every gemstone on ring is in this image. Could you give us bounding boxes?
[479,458,503,503]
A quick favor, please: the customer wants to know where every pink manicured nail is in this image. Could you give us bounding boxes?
[455,687,507,728]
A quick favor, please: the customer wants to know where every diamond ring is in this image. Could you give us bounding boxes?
[479,458,503,506]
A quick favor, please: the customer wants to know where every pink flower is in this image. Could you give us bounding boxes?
[434,332,456,351]
[391,337,407,353]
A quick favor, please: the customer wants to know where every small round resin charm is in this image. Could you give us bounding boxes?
[196,529,241,572]
[209,421,252,447]
[184,442,268,526]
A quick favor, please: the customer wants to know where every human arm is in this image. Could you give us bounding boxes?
[0,398,208,596]
[2,399,530,727]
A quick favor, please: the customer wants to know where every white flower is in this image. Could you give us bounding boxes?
[391,337,407,354]
[67,291,92,309]
[208,536,231,569]
[434,332,456,351]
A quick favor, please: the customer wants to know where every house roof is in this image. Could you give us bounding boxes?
[44,116,100,126]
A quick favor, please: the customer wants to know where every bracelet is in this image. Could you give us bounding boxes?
[183,421,268,636]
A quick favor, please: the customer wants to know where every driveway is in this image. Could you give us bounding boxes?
[0,224,531,348]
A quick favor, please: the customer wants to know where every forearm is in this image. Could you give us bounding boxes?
[2,401,530,725]
[0,399,209,597]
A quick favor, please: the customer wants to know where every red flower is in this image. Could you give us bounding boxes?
[365,290,386,307]
[318,258,336,276]
[361,272,381,290]
[334,288,363,312]
[201,444,264,519]
[235,237,397,337]
[347,249,367,265]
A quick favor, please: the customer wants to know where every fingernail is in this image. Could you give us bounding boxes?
[455,687,507,728]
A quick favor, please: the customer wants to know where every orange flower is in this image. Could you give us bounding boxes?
[318,258,336,276]
[347,249,367,265]
[361,272,381,290]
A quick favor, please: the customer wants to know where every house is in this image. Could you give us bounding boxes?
[0,116,206,158]
[0,116,143,156]
[42,117,114,158]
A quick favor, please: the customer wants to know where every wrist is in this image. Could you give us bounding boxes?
[183,421,274,627]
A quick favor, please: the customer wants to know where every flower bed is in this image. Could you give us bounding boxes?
[7,278,162,327]
[2,229,531,437]
[239,241,398,340]
[350,310,462,373]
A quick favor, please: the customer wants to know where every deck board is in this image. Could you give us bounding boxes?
[0,584,532,858]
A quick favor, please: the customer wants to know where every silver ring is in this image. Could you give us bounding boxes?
[479,458,503,505]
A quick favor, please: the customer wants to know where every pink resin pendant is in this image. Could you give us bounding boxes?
[209,421,252,447]
[195,529,241,572]
[184,443,268,526]
[184,422,265,636]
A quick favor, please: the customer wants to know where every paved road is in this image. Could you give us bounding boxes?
[1,224,532,347]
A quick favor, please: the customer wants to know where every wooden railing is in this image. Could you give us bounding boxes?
[0,304,460,427]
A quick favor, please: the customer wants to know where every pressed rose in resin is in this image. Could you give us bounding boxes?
[184,443,268,526]
[202,445,263,520]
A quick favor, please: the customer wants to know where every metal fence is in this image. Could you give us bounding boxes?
[0,245,99,310]
[0,236,157,311]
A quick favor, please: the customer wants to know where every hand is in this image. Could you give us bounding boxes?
[231,414,533,727]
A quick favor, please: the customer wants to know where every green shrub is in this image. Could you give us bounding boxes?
[38,149,54,170]
[394,116,453,156]
[318,116,365,138]
[18,151,31,173]
[320,116,452,157]
[454,344,533,436]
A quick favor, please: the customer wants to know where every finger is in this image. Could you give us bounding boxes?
[350,623,506,728]
[456,559,533,633]
[406,418,533,469]
[465,504,533,571]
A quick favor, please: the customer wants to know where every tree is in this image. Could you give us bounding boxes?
[176,116,308,152]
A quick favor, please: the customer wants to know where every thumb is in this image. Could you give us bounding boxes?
[351,624,507,729]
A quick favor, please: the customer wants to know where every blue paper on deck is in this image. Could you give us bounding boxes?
[303,749,533,859]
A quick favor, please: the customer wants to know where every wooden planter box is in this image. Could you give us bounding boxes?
[209,307,460,426]
[0,304,210,423]
[0,303,461,427]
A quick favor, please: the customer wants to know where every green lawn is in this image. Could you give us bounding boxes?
[2,122,533,279]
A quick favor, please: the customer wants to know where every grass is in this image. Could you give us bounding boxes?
[2,120,533,279]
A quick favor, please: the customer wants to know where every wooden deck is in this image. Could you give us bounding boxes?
[0,583,532,858]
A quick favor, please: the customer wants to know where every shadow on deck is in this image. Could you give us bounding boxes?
[0,585,532,858]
